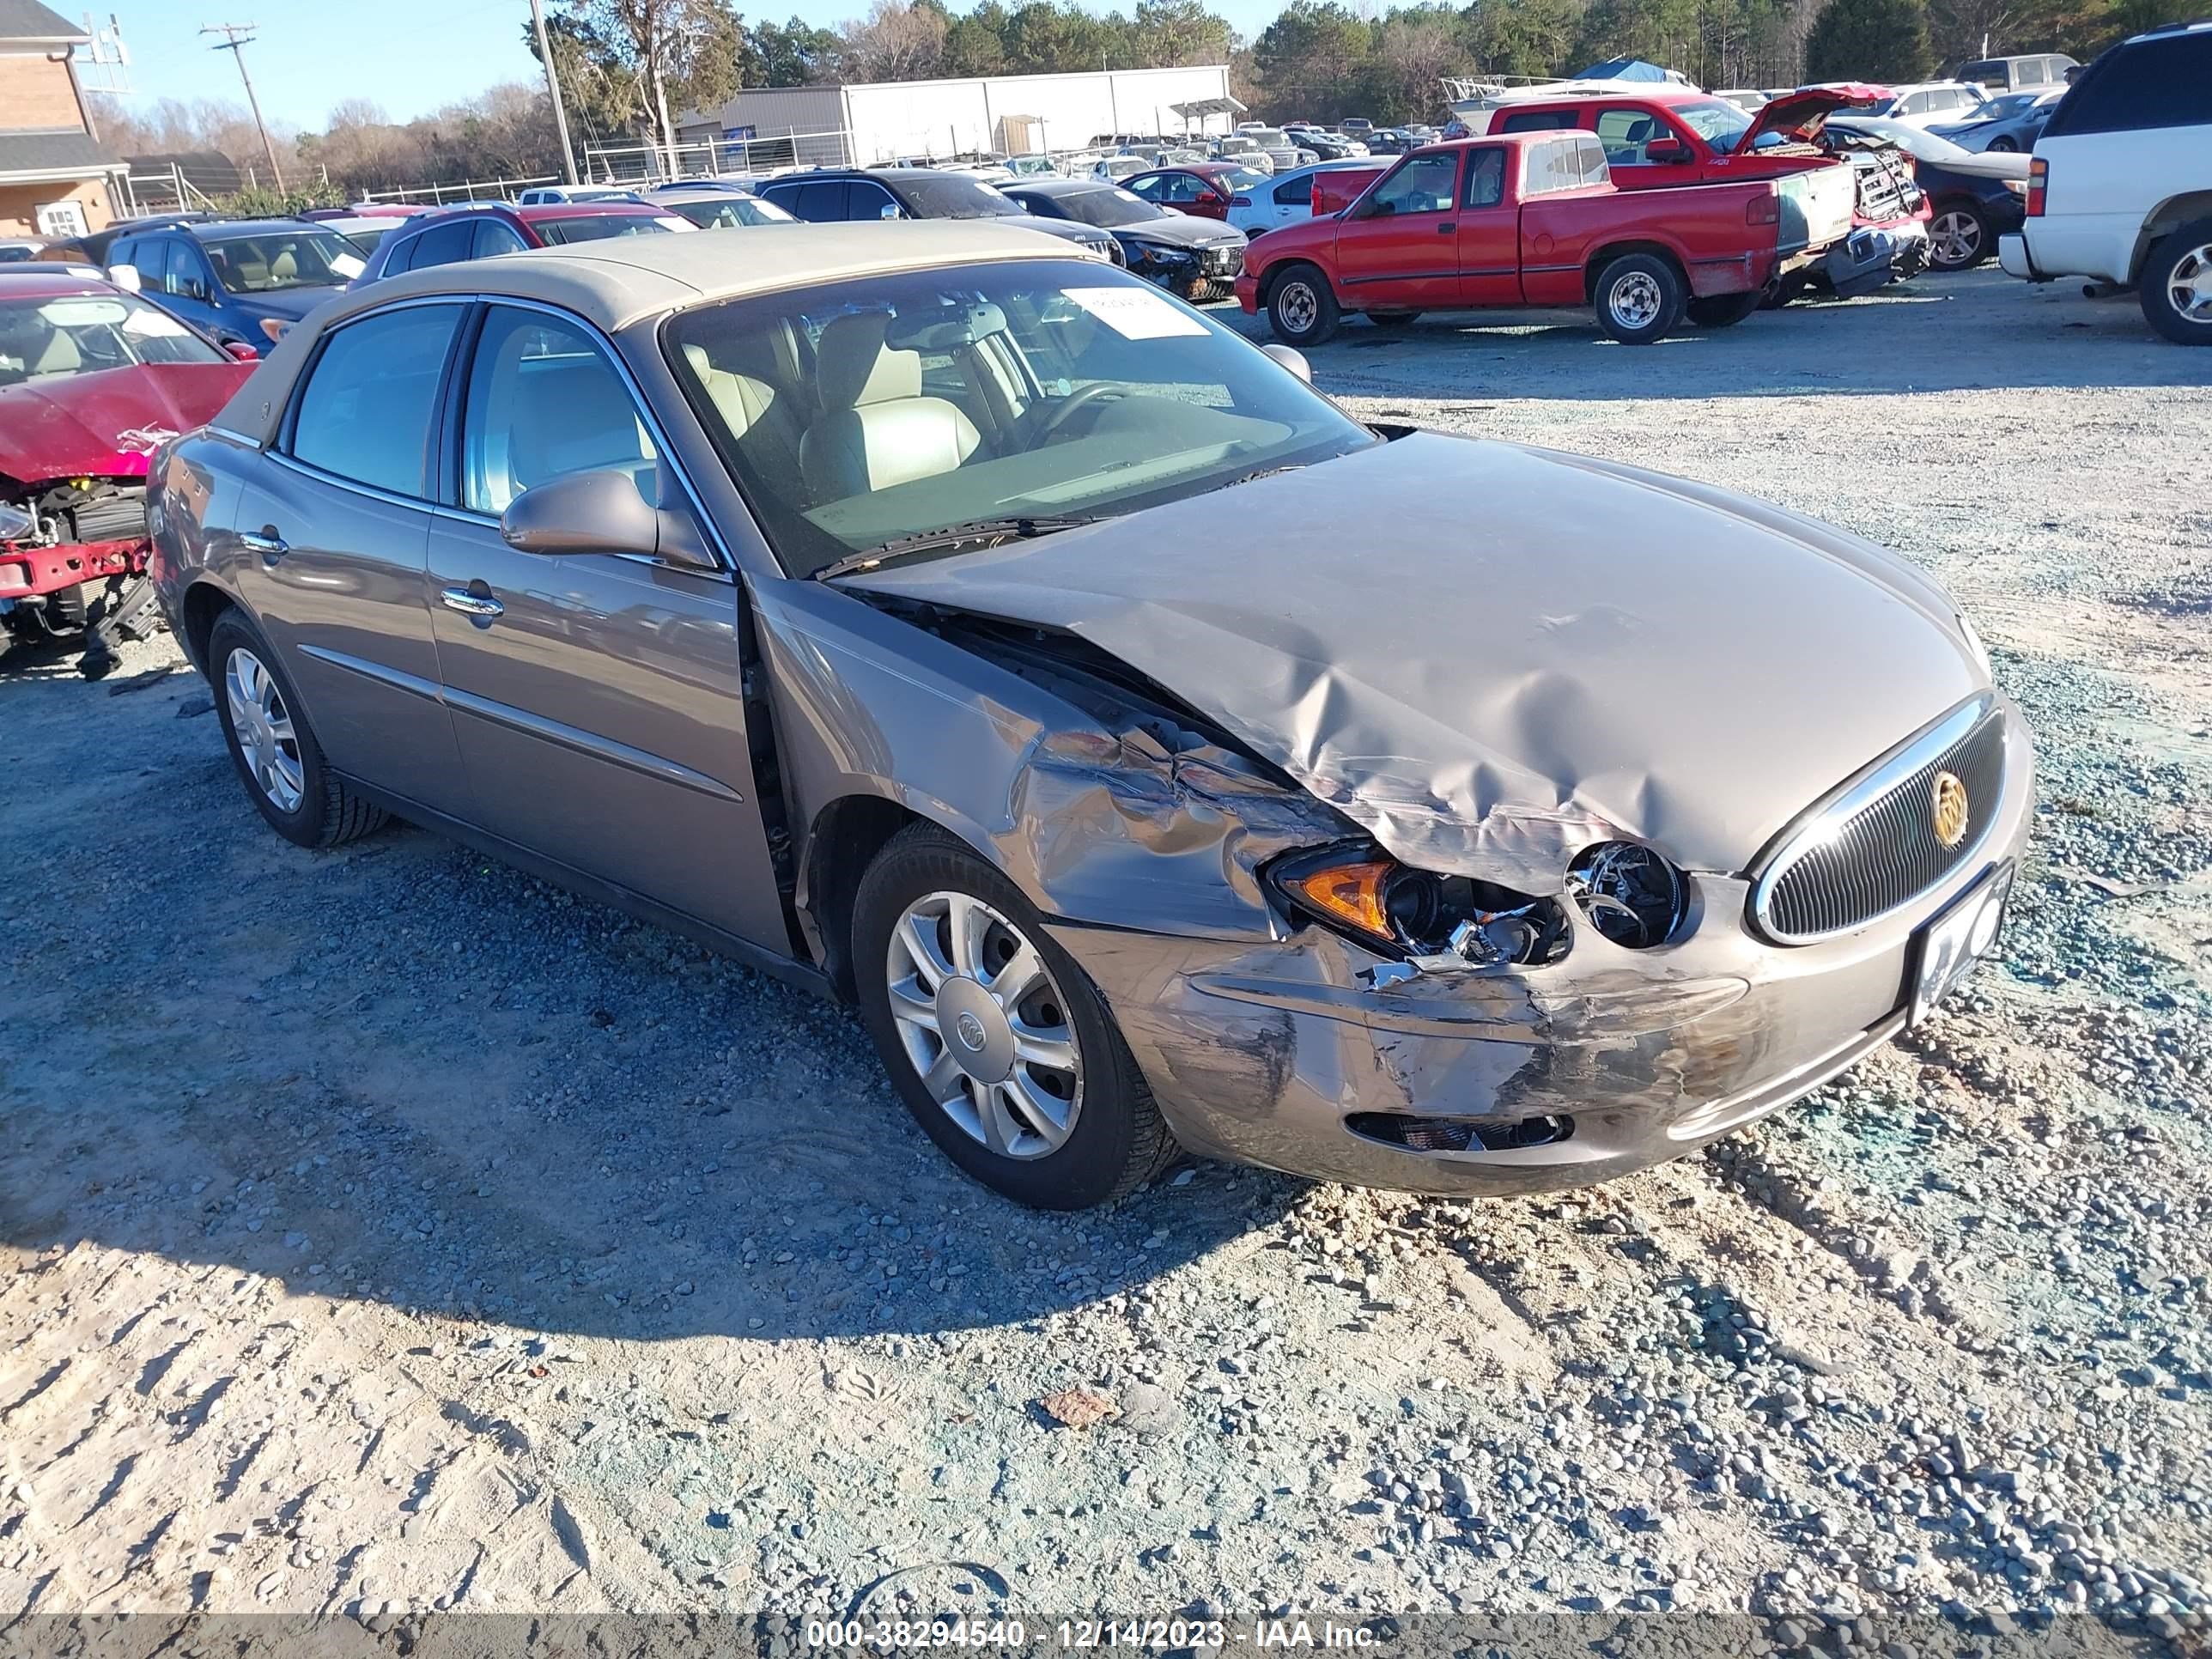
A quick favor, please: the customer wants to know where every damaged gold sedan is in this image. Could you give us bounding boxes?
[149,224,2033,1209]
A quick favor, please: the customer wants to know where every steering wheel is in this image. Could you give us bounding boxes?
[1032,381,1124,442]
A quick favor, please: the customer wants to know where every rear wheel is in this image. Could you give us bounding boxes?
[207,610,387,848]
[1928,202,1991,271]
[1686,289,1760,329]
[1267,263,1340,346]
[2140,218,2212,346]
[852,823,1176,1210]
[1593,252,1686,343]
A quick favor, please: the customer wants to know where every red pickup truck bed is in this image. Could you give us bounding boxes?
[1236,131,1856,344]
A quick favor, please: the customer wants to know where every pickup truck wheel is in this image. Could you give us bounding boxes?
[1686,290,1760,329]
[2140,219,2212,346]
[1267,264,1340,346]
[1928,203,1990,271]
[1594,252,1686,344]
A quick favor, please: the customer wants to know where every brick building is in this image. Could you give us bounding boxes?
[0,0,125,238]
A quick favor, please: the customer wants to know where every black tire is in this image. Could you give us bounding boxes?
[852,822,1177,1210]
[1592,252,1686,343]
[1368,311,1419,327]
[206,609,387,849]
[2139,217,2212,347]
[1927,200,1992,272]
[1987,136,2018,152]
[1686,289,1760,329]
[1266,263,1340,346]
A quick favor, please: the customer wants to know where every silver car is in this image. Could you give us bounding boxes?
[149,223,2033,1210]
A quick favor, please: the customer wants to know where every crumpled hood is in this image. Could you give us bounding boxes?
[0,361,253,483]
[1119,214,1246,251]
[840,432,1984,888]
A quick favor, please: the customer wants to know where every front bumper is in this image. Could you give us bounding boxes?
[1825,220,1930,295]
[0,537,145,602]
[1055,696,2034,1197]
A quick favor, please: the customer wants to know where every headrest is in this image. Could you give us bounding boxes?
[815,311,921,410]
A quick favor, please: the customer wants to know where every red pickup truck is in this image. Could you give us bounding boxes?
[1235,130,1856,345]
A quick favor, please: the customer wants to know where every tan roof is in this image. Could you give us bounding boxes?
[348,219,1080,333]
[216,220,1085,447]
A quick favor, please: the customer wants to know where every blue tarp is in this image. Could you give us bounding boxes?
[1577,58,1675,81]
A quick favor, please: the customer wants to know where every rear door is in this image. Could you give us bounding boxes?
[229,299,469,808]
[1331,150,1466,311]
[1452,144,1521,306]
[422,301,789,951]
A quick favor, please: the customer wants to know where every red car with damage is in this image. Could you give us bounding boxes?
[1236,130,1858,345]
[1454,83,1931,292]
[0,270,254,676]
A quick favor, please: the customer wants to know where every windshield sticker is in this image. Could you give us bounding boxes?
[118,306,190,336]
[1065,286,1207,340]
[330,251,367,277]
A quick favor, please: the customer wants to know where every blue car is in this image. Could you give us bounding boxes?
[102,218,364,355]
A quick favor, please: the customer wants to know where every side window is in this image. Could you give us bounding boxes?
[1272,174,1313,206]
[1499,109,1577,133]
[168,240,215,298]
[2067,34,2212,129]
[1159,173,1206,203]
[792,180,851,221]
[462,306,654,516]
[472,219,528,258]
[1462,146,1506,208]
[848,182,901,220]
[1364,154,1459,216]
[289,304,462,495]
[1126,173,1164,200]
[404,220,476,270]
[1595,108,1663,165]
[1900,92,1930,115]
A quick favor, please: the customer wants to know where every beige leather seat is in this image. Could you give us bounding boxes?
[270,248,298,283]
[799,312,981,501]
[682,329,805,489]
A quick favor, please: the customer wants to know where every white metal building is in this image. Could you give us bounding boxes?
[674,64,1236,166]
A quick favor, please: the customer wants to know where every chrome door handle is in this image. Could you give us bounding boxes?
[240,527,287,562]
[440,586,504,619]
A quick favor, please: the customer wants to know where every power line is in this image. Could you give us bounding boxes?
[200,22,285,191]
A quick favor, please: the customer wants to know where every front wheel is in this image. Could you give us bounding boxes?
[1928,203,1991,271]
[2140,218,2212,346]
[852,823,1177,1209]
[1267,264,1340,347]
[1686,289,1760,329]
[1593,252,1686,343]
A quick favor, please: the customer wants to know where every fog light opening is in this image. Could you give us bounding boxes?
[1346,1112,1575,1154]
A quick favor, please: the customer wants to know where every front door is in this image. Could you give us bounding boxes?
[231,299,468,811]
[423,302,789,952]
[1331,150,1466,311]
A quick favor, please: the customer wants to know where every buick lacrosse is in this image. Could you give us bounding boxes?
[150,223,2031,1209]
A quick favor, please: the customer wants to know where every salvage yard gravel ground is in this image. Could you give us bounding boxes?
[2,270,2208,1650]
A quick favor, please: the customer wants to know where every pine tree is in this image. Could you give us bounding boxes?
[1804,0,1936,80]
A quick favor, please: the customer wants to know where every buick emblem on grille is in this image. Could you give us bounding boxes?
[1931,770,1970,848]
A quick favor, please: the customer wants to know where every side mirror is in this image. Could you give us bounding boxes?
[179,276,209,301]
[500,468,717,571]
[1261,342,1311,382]
[879,202,902,220]
[1645,139,1693,165]
[108,262,141,292]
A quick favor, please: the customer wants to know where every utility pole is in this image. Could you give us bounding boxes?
[201,23,283,191]
[530,0,580,185]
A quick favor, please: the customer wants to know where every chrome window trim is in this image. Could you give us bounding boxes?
[1747,690,2000,945]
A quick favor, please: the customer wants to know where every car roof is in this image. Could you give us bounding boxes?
[216,221,1084,446]
[513,201,667,222]
[184,218,331,240]
[1007,177,1114,193]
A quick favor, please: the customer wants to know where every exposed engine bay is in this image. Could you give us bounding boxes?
[0,478,161,678]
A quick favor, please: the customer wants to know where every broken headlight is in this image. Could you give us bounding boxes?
[1565,841,1686,949]
[1268,845,1570,967]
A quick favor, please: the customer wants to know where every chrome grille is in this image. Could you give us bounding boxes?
[1752,696,2007,944]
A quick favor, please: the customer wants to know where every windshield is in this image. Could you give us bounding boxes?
[665,259,1376,578]
[668,196,795,228]
[201,228,364,292]
[890,174,1021,218]
[1037,186,1162,228]
[537,213,684,245]
[0,291,227,383]
[1982,90,2043,118]
[1679,97,1759,153]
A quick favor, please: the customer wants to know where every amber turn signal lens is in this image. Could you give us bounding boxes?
[1287,859,1397,941]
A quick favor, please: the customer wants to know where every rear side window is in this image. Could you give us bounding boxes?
[473,219,528,258]
[791,181,851,221]
[400,220,475,271]
[1272,175,1312,206]
[1500,108,1578,133]
[289,304,462,495]
[1462,147,1507,207]
[2045,33,2212,134]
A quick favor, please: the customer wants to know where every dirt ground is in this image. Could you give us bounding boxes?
[3,270,2209,1646]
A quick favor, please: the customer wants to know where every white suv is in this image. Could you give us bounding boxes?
[1996,21,2212,344]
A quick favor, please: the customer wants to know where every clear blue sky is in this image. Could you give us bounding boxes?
[99,0,1274,132]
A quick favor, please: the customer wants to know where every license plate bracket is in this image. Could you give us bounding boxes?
[1907,861,2013,1027]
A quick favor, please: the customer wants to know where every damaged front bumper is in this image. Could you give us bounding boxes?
[1823,220,1931,296]
[1052,707,2033,1197]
